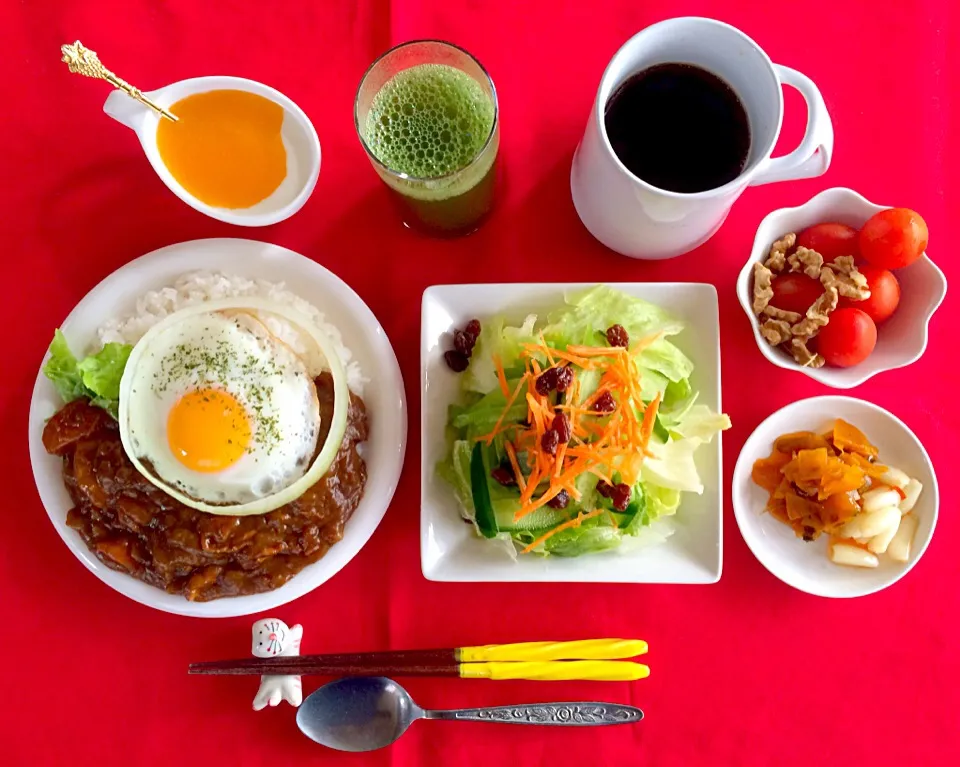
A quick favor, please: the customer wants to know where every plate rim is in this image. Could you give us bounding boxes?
[419,281,722,583]
[27,237,407,617]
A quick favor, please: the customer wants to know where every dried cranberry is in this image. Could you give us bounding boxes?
[541,429,560,455]
[491,467,516,487]
[606,324,629,348]
[453,330,475,357]
[555,365,574,392]
[596,480,614,498]
[552,413,571,443]
[611,482,631,511]
[535,367,559,395]
[444,350,469,372]
[464,319,481,340]
[593,391,616,414]
[547,489,570,509]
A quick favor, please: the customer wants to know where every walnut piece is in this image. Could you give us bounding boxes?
[762,305,802,323]
[789,338,825,368]
[759,318,793,345]
[764,233,795,273]
[787,246,824,279]
[792,286,839,338]
[820,257,871,300]
[830,255,859,275]
[752,262,774,314]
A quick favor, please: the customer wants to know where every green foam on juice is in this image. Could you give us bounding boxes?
[364,64,495,179]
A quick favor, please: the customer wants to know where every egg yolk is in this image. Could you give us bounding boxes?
[167,389,252,473]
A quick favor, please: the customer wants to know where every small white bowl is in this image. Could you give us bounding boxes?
[737,187,947,388]
[732,396,938,598]
[103,76,321,227]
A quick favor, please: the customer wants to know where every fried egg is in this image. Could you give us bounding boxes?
[121,309,321,507]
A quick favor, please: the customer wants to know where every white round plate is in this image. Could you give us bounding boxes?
[732,396,938,598]
[28,238,407,618]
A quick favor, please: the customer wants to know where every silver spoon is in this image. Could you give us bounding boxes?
[296,676,644,752]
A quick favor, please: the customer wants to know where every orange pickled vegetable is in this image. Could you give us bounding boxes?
[774,431,830,453]
[751,418,886,542]
[833,418,879,458]
[751,450,792,492]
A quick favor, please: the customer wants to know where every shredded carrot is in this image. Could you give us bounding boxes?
[504,441,526,493]
[538,336,557,367]
[476,374,529,444]
[493,354,510,398]
[514,483,566,521]
[521,343,594,368]
[566,345,629,357]
[518,463,541,506]
[526,393,547,435]
[629,331,665,356]
[521,509,607,553]
[638,392,662,452]
[554,443,567,479]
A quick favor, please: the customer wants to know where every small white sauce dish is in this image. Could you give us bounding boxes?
[732,396,938,598]
[736,187,947,388]
[103,76,321,227]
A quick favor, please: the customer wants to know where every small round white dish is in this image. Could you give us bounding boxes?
[737,187,947,389]
[732,396,938,598]
[28,238,406,618]
[104,76,321,226]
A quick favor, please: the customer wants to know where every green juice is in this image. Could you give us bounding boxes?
[363,63,498,235]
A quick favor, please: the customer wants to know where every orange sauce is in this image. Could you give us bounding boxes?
[156,89,287,209]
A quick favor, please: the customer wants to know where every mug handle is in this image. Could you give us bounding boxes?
[750,64,834,186]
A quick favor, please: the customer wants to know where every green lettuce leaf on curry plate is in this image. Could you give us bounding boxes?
[43,330,132,419]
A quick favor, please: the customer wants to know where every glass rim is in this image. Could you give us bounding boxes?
[353,39,499,184]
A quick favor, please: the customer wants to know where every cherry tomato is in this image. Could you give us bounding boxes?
[796,222,860,263]
[859,208,928,270]
[771,273,824,314]
[838,265,900,323]
[815,308,877,367]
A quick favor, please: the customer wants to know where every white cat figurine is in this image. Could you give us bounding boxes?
[251,618,303,710]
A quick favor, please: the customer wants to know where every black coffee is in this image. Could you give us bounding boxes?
[604,63,750,194]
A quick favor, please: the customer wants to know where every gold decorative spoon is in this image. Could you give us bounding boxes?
[61,40,178,122]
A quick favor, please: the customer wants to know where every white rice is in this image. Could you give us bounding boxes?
[97,271,366,395]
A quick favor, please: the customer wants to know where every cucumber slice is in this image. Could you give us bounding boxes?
[490,498,570,532]
[470,442,497,538]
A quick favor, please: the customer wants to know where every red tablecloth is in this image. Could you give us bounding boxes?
[2,1,957,764]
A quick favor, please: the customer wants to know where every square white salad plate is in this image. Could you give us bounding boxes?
[421,283,722,583]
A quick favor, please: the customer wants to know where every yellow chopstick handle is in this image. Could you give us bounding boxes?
[459,660,650,682]
[458,639,648,662]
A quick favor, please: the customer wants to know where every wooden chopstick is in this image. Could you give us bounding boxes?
[189,659,649,681]
[189,639,649,681]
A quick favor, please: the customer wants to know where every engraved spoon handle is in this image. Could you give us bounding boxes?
[423,702,643,726]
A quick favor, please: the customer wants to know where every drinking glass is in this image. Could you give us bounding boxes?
[354,40,499,236]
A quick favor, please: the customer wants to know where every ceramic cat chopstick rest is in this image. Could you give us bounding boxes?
[252,618,304,710]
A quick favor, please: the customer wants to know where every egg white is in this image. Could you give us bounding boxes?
[123,309,321,506]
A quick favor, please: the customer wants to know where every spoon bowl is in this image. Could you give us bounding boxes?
[297,677,419,752]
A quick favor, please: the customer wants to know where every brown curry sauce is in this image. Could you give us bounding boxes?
[42,373,368,602]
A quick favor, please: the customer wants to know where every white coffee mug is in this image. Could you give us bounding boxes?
[570,17,834,260]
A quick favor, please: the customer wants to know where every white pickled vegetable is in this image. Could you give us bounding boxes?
[879,466,910,489]
[899,479,923,513]
[840,506,901,540]
[862,487,901,513]
[868,515,901,554]
[887,514,919,563]
[830,544,879,568]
